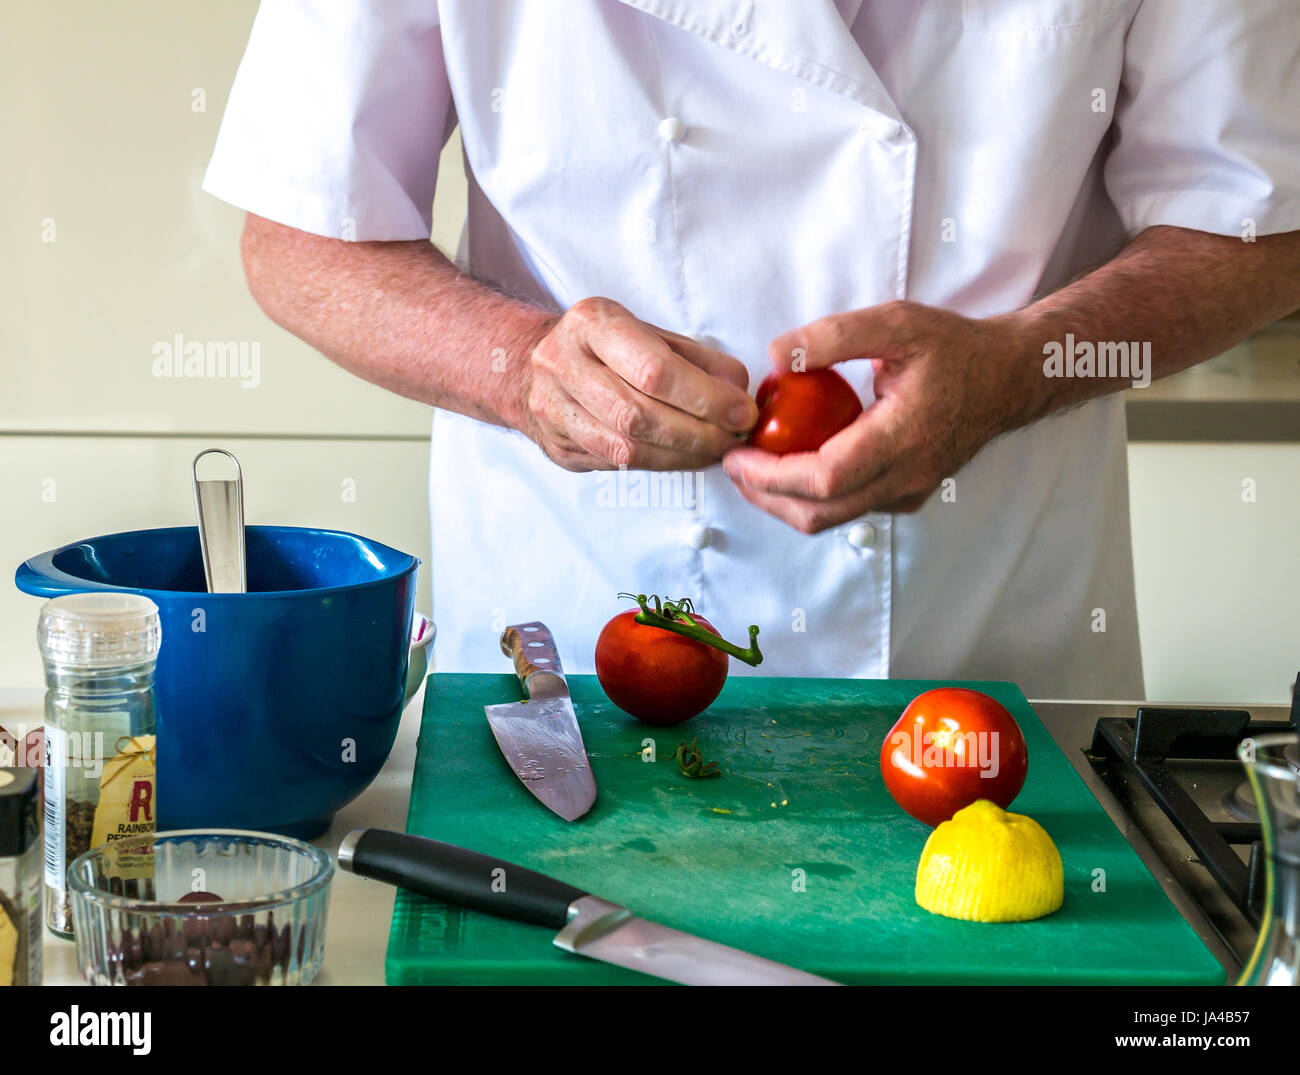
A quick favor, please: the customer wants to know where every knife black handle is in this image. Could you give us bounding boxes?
[340,829,588,930]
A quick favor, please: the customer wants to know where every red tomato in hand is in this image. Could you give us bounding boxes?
[749,368,863,455]
[879,688,1029,826]
[595,610,728,725]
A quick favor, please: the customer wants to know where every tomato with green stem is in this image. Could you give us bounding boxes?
[594,594,762,726]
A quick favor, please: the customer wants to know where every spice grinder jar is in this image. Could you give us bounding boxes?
[38,593,160,937]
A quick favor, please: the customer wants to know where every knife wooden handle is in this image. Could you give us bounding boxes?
[501,621,566,696]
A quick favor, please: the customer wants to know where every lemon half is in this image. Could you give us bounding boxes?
[915,799,1064,922]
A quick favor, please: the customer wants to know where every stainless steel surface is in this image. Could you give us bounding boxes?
[520,666,570,701]
[1284,742,1300,774]
[484,695,597,821]
[1125,399,1300,442]
[192,447,246,593]
[487,623,597,822]
[1224,779,1258,822]
[1125,322,1300,442]
[554,894,839,986]
[336,829,362,872]
[1030,698,1291,977]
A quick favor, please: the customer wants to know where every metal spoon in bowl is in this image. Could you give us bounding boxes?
[192,448,246,593]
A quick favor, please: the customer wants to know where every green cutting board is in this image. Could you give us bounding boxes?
[386,675,1224,985]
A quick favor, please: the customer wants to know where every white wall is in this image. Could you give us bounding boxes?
[1,2,466,688]
[2,3,1296,703]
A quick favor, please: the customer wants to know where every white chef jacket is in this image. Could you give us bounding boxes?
[204,0,1300,699]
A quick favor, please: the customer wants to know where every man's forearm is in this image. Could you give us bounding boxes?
[240,213,554,429]
[995,225,1300,429]
[243,213,1299,453]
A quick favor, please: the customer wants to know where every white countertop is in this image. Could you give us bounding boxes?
[1,684,423,987]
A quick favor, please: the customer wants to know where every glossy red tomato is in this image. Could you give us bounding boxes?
[879,688,1029,827]
[749,368,863,455]
[595,610,729,725]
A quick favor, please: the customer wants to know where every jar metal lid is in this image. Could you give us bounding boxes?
[37,593,161,668]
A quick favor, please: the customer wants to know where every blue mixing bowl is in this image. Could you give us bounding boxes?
[15,526,420,838]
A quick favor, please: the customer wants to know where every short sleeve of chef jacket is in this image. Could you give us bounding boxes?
[202,0,451,241]
[1104,0,1300,238]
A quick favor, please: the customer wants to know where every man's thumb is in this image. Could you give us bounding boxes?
[768,301,921,372]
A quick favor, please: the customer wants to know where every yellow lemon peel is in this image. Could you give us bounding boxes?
[915,799,1064,923]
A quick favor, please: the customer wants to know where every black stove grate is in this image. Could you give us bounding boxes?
[1085,677,1300,930]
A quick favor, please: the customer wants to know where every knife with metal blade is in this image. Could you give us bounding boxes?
[484,621,597,821]
[339,829,839,986]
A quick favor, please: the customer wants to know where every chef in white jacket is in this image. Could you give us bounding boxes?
[205,0,1300,698]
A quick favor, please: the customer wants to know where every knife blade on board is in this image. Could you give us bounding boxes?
[483,621,597,821]
[339,829,839,986]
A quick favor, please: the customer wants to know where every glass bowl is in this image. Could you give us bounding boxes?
[68,829,333,986]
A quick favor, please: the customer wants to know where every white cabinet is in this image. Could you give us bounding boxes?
[1128,442,1300,704]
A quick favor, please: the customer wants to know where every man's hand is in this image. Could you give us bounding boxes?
[239,219,757,464]
[241,213,1300,497]
[722,301,1039,534]
[522,296,757,472]
[722,227,1300,535]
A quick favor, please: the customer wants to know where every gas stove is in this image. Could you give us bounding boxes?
[1031,682,1299,977]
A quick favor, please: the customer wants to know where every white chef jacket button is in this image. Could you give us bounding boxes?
[658,117,686,143]
[686,523,713,549]
[847,522,876,549]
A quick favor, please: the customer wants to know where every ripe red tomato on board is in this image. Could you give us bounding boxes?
[749,368,863,455]
[595,610,729,725]
[879,688,1029,827]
